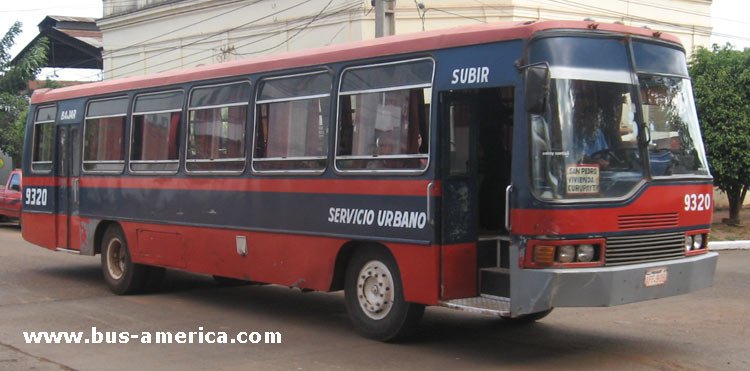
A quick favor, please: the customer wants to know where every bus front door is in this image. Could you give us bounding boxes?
[440,88,513,299]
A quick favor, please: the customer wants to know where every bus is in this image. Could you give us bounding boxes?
[22,20,717,341]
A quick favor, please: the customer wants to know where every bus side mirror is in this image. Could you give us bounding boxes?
[524,65,550,115]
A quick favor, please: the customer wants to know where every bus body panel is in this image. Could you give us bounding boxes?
[121,220,441,305]
[511,183,713,236]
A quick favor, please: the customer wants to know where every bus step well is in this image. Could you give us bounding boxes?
[477,235,511,297]
[479,267,510,297]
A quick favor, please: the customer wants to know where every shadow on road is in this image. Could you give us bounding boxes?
[22,255,680,367]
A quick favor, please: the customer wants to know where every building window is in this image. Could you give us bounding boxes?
[336,58,432,172]
[253,71,331,173]
[83,97,128,173]
[130,90,184,173]
[187,82,250,173]
[31,105,56,173]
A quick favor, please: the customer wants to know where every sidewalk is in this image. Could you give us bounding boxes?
[709,240,750,250]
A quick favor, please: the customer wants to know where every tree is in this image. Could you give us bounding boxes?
[689,44,750,225]
[0,21,48,167]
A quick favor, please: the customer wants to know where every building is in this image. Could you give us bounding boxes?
[97,0,713,79]
[11,16,102,71]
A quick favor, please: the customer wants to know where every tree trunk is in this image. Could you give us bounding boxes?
[724,184,748,226]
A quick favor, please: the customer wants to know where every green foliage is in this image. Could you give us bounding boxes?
[689,44,750,222]
[0,21,48,167]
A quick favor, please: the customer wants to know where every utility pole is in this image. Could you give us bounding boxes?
[374,0,395,38]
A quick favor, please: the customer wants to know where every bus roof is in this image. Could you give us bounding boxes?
[31,20,681,105]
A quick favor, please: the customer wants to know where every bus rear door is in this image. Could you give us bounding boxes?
[54,124,81,250]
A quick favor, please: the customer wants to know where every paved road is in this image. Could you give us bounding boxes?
[1,223,748,370]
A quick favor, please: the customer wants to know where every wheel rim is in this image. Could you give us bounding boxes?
[356,260,395,320]
[106,238,126,280]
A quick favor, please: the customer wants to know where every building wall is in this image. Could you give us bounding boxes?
[98,0,712,80]
[98,0,368,79]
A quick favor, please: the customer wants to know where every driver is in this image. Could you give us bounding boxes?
[575,106,610,167]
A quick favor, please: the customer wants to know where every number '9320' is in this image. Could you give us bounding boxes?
[684,193,710,212]
[25,188,48,206]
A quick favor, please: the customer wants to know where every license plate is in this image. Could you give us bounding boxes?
[644,267,668,287]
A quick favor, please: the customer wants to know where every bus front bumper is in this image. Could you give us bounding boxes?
[512,252,718,314]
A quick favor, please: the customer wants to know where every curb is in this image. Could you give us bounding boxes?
[709,241,750,250]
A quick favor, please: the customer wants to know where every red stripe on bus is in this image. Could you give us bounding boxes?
[23,176,441,196]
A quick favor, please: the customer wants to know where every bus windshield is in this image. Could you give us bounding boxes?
[639,75,710,177]
[531,77,645,199]
[529,38,710,201]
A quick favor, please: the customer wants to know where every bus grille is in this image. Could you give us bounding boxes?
[605,232,685,266]
[618,213,679,230]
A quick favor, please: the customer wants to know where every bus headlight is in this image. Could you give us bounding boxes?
[692,234,704,250]
[557,245,576,263]
[685,235,693,252]
[576,244,595,262]
[526,239,605,268]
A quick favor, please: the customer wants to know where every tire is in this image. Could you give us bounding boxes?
[100,224,149,295]
[501,308,553,324]
[344,247,424,341]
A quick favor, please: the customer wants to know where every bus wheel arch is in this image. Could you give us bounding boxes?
[99,222,149,295]
[93,220,118,255]
[329,240,361,292]
[342,242,425,341]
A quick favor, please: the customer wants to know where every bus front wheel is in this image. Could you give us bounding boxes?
[344,247,424,341]
[101,225,149,295]
[501,308,554,324]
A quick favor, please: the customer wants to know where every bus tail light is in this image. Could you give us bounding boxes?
[685,231,709,256]
[525,239,605,268]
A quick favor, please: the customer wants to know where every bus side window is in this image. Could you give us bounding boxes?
[83,97,129,173]
[186,82,250,173]
[252,71,331,173]
[31,105,56,173]
[336,58,432,172]
[130,90,183,173]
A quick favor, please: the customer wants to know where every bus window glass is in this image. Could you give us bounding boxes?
[31,106,56,173]
[131,91,183,173]
[530,78,644,199]
[187,82,250,172]
[84,98,128,173]
[445,98,473,177]
[337,59,432,172]
[254,72,331,172]
[639,75,709,177]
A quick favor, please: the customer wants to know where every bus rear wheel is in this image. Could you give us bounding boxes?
[344,247,424,341]
[101,224,149,295]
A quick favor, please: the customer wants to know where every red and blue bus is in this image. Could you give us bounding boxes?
[22,20,717,341]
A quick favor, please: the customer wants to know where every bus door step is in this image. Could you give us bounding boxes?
[439,295,510,317]
[479,267,510,298]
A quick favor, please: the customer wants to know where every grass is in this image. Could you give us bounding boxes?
[710,207,750,241]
